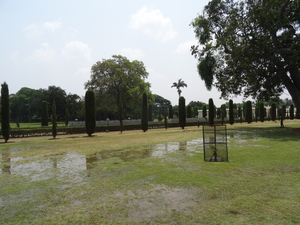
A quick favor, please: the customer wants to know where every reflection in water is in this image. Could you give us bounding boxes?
[0,138,205,181]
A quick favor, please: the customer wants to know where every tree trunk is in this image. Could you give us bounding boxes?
[282,71,300,113]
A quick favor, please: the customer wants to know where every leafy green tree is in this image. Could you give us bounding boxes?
[191,0,300,110]
[85,90,96,136]
[85,55,150,133]
[229,99,234,125]
[171,78,187,98]
[208,98,214,126]
[290,104,295,120]
[245,101,252,124]
[179,97,186,129]
[141,93,148,132]
[52,101,57,139]
[41,101,49,126]
[1,82,10,143]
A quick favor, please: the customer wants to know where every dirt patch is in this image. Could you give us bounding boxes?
[112,184,201,222]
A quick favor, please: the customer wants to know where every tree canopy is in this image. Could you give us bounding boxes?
[85,55,151,132]
[191,0,300,109]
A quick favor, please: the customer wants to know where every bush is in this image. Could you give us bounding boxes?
[41,101,49,126]
[229,100,234,125]
[85,90,96,136]
[1,82,10,142]
[179,97,186,129]
[208,98,214,126]
[245,101,252,123]
[141,93,148,132]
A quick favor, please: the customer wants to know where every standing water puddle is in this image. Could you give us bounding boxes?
[0,132,263,181]
[0,139,203,181]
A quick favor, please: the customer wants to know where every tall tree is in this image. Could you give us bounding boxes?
[179,96,186,129]
[171,78,187,98]
[260,103,265,122]
[208,98,214,126]
[85,90,96,136]
[85,55,150,133]
[191,0,300,111]
[41,101,48,126]
[52,100,57,139]
[290,104,295,120]
[1,82,10,143]
[229,99,234,125]
[141,93,148,132]
[245,101,252,124]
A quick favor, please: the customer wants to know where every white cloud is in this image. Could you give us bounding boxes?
[175,40,198,54]
[30,43,56,62]
[23,23,43,38]
[121,48,145,60]
[44,20,62,32]
[23,20,62,37]
[129,6,177,42]
[61,41,92,61]
[10,51,20,60]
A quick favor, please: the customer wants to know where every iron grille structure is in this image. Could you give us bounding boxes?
[203,125,228,162]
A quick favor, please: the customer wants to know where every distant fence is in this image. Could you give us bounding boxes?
[69,119,142,127]
[69,118,206,127]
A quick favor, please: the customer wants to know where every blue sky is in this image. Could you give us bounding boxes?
[0,0,256,106]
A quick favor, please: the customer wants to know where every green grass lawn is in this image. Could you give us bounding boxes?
[1,120,300,224]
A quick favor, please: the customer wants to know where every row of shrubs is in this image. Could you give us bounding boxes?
[0,120,229,138]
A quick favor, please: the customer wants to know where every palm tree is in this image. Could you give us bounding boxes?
[171,78,187,98]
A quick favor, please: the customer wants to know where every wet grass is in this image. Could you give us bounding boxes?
[1,121,300,224]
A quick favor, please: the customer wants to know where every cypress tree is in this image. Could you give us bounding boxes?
[290,104,295,120]
[208,98,214,126]
[260,102,265,122]
[245,101,252,123]
[41,101,49,126]
[141,93,148,132]
[1,82,10,143]
[179,96,186,129]
[271,103,276,121]
[52,100,57,139]
[85,90,96,136]
[296,108,300,119]
[168,105,173,119]
[229,99,234,125]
